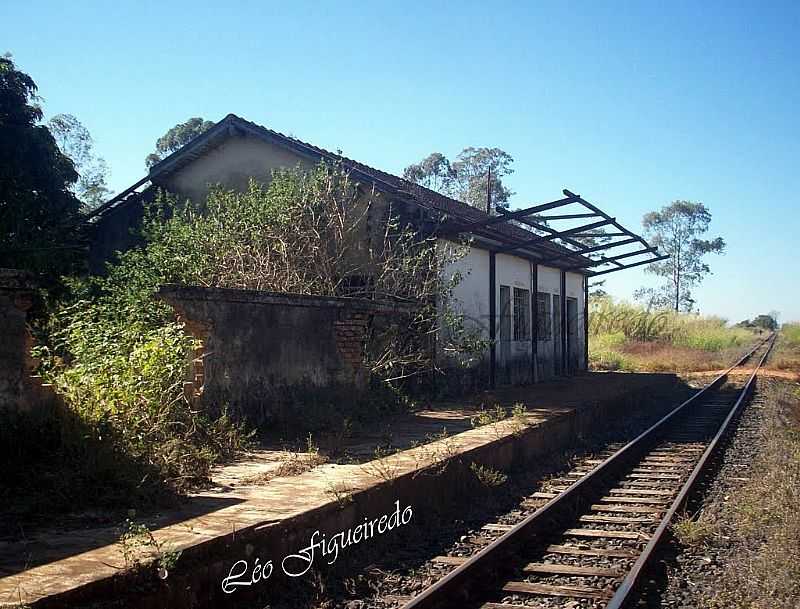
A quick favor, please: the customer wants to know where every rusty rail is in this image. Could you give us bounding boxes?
[400,334,775,609]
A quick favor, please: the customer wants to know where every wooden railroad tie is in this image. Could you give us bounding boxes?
[500,581,614,600]
[545,543,638,558]
[564,527,649,540]
[523,562,625,577]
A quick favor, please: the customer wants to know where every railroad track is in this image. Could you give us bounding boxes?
[398,334,776,609]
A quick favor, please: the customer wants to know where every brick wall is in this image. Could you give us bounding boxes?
[157,286,416,425]
[0,269,59,414]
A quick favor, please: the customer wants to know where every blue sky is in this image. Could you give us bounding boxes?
[4,1,798,321]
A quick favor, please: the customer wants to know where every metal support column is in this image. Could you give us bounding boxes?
[530,261,538,383]
[583,275,589,370]
[560,270,567,375]
[489,252,496,389]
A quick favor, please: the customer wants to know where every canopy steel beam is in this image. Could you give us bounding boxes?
[495,218,614,254]
[589,254,670,276]
[443,195,580,235]
[565,247,658,271]
[436,187,664,275]
[535,237,639,265]
[494,208,613,262]
[570,231,627,238]
[563,189,650,249]
[537,212,598,221]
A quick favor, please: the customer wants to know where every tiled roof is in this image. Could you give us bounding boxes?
[116,114,589,269]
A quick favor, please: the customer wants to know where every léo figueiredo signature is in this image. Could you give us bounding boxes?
[221,500,413,594]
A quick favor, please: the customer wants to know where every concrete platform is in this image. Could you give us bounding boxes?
[0,372,679,608]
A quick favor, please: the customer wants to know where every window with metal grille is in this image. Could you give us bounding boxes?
[513,287,530,341]
[499,285,511,342]
[537,292,552,340]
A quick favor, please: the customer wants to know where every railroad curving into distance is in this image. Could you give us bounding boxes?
[398,334,777,609]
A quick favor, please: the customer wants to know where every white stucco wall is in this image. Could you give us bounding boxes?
[441,242,587,384]
[160,135,313,203]
[537,265,561,296]
[147,130,589,386]
[442,243,491,339]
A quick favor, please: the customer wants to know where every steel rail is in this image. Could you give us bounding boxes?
[400,335,774,609]
[605,331,777,608]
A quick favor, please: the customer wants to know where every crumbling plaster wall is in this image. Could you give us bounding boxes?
[157,285,414,425]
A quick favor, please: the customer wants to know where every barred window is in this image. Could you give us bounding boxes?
[499,285,511,342]
[537,292,552,340]
[513,287,530,341]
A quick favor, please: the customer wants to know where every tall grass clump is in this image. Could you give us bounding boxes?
[671,317,752,351]
[590,299,673,342]
[588,332,635,371]
[590,297,753,351]
[771,323,800,372]
[781,323,800,347]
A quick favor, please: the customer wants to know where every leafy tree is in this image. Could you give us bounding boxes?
[145,117,214,168]
[0,55,85,277]
[451,147,514,210]
[752,314,778,331]
[636,201,725,312]
[404,147,514,211]
[402,152,453,193]
[48,113,112,210]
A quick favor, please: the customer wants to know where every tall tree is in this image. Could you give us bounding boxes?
[636,201,725,312]
[403,147,514,211]
[402,152,453,193]
[0,55,85,277]
[751,314,778,331]
[145,117,214,168]
[48,113,112,210]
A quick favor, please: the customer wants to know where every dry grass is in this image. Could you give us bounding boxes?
[588,299,758,373]
[672,511,719,546]
[621,341,748,372]
[767,323,800,373]
[243,435,328,484]
[702,382,800,609]
[591,337,753,373]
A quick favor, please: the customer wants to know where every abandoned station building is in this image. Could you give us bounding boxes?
[89,114,662,397]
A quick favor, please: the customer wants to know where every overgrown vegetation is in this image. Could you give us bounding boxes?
[7,163,479,518]
[589,297,757,372]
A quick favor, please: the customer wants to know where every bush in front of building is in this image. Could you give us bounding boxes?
[27,163,480,512]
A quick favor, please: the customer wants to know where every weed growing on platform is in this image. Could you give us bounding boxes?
[360,445,402,483]
[470,404,525,440]
[470,462,508,487]
[411,428,460,476]
[118,519,182,578]
[325,481,355,508]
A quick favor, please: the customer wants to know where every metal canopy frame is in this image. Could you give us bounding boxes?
[440,188,667,277]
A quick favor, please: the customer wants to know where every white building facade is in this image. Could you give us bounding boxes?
[91,115,662,391]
